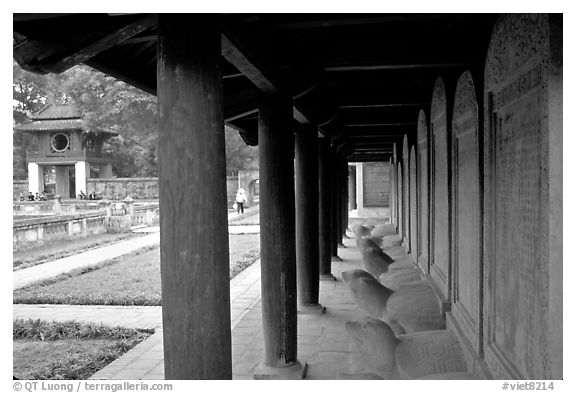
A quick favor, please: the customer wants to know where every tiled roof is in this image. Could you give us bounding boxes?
[29,105,81,120]
[15,104,119,136]
[15,118,85,132]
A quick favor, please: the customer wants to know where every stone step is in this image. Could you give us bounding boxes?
[395,329,467,379]
[386,281,445,332]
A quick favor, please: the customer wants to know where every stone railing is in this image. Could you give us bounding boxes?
[13,198,160,249]
[131,203,160,227]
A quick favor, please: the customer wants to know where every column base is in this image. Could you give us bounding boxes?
[298,304,326,314]
[253,360,307,380]
[319,273,337,281]
[331,255,343,262]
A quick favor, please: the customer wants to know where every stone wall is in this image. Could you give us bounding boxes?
[87,178,159,200]
[13,180,28,200]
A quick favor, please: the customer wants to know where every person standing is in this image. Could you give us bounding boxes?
[235,188,247,214]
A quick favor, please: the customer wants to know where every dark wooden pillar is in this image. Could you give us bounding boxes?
[329,148,341,260]
[256,94,304,377]
[157,15,231,380]
[295,126,320,307]
[348,164,357,210]
[342,159,349,239]
[318,140,335,279]
[336,155,345,247]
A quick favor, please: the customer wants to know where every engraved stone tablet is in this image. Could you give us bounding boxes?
[402,135,410,250]
[483,14,562,380]
[451,70,482,355]
[430,77,451,299]
[409,146,418,262]
[417,110,430,273]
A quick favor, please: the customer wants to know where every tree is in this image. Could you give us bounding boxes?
[14,62,256,180]
[225,126,258,176]
[13,63,159,178]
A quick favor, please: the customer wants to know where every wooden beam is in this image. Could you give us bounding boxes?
[324,62,471,72]
[265,15,453,29]
[45,15,157,73]
[221,34,277,94]
[339,103,427,109]
[220,26,312,124]
[345,123,417,127]
[13,14,72,22]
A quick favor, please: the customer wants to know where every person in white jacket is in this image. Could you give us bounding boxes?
[235,188,247,214]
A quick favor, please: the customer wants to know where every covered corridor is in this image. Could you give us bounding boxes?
[13,13,562,379]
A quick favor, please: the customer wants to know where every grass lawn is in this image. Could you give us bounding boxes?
[13,231,145,271]
[13,319,153,380]
[13,233,260,306]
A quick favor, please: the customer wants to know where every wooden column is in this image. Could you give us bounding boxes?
[348,164,357,210]
[318,140,335,279]
[256,94,304,377]
[329,148,341,260]
[336,155,345,247]
[342,159,349,239]
[157,15,231,380]
[295,126,320,307]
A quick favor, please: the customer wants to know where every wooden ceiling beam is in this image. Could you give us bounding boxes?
[339,103,427,109]
[345,123,416,127]
[41,15,157,74]
[220,25,312,125]
[324,62,471,72]
[263,15,453,30]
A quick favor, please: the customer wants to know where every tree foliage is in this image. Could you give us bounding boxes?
[13,62,257,179]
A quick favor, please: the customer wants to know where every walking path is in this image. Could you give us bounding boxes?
[13,258,261,331]
[13,232,161,290]
[14,206,260,290]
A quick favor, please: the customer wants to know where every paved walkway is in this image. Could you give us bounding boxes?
[14,207,260,290]
[13,232,161,290]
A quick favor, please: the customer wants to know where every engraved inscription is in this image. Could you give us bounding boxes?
[455,126,480,327]
[494,65,542,110]
[492,88,546,377]
[418,146,429,263]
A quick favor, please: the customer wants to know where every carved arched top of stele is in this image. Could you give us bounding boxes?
[402,134,409,161]
[430,77,447,132]
[417,110,428,145]
[484,14,549,91]
[452,70,479,136]
[410,145,416,169]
